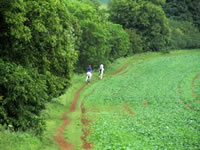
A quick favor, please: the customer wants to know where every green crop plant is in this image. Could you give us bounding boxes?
[82,50,200,150]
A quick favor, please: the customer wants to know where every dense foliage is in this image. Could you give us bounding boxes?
[108,0,171,52]
[168,20,200,49]
[67,1,130,72]
[163,0,200,30]
[0,60,47,134]
[0,0,77,133]
[106,22,130,60]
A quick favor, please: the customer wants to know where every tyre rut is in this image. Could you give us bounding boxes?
[54,59,140,150]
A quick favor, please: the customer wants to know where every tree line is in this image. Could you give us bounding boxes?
[0,0,200,134]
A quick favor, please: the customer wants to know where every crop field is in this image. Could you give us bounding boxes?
[1,50,199,150]
[78,50,200,149]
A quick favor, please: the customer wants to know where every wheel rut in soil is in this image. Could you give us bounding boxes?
[80,90,95,150]
[177,73,200,113]
[54,59,140,150]
[192,72,200,104]
[55,84,87,150]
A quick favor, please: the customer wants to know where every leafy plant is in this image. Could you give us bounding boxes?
[82,50,200,149]
[0,60,47,134]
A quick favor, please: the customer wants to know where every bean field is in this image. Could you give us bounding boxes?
[79,50,200,150]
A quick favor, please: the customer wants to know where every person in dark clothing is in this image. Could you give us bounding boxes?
[86,65,92,83]
[87,65,92,73]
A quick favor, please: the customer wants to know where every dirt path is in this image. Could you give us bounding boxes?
[80,90,95,149]
[55,84,87,150]
[54,59,140,150]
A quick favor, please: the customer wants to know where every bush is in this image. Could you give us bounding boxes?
[125,29,144,54]
[0,60,48,135]
[108,0,170,52]
[46,72,71,100]
[106,22,130,61]
[168,19,200,49]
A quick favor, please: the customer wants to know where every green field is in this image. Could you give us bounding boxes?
[0,50,200,150]
[77,50,200,149]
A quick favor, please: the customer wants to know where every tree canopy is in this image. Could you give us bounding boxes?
[163,0,200,30]
[0,0,77,133]
[108,0,170,51]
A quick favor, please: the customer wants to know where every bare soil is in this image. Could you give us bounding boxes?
[55,84,87,150]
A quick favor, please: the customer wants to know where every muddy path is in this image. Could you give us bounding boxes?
[54,60,140,150]
[55,84,87,150]
[80,90,95,150]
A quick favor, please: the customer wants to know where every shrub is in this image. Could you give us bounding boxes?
[0,60,48,134]
[168,19,200,49]
[108,0,170,52]
[46,72,71,100]
[125,29,144,54]
[106,22,130,61]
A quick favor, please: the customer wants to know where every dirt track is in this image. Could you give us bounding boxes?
[54,60,140,150]
[55,84,86,150]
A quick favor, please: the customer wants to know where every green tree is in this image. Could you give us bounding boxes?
[68,0,131,71]
[0,0,77,133]
[68,1,112,71]
[168,19,200,49]
[0,60,48,134]
[106,22,130,60]
[0,0,78,97]
[109,0,170,51]
[164,0,200,30]
[126,28,143,54]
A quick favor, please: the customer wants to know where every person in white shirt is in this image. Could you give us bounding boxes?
[99,64,104,79]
